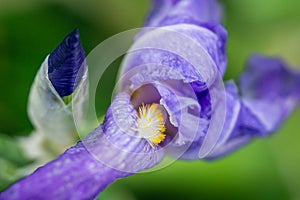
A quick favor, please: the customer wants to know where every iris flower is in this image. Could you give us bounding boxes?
[1,0,300,199]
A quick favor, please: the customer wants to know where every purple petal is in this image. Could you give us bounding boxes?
[139,0,227,75]
[240,54,300,100]
[239,54,300,133]
[203,101,264,159]
[48,28,86,97]
[96,92,165,172]
[121,25,227,86]
[145,0,223,27]
[177,81,240,159]
[0,139,129,200]
[153,81,205,145]
[151,81,211,159]
[0,93,163,199]
[205,55,300,159]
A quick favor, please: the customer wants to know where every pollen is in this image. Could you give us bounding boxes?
[136,103,166,148]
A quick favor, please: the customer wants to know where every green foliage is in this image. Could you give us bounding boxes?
[0,134,30,166]
[0,134,32,190]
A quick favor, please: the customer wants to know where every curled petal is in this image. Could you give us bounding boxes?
[240,54,300,100]
[177,81,240,159]
[205,55,300,159]
[153,81,204,146]
[198,81,242,159]
[121,24,226,90]
[239,54,300,133]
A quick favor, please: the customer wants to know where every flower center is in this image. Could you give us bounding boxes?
[136,103,166,148]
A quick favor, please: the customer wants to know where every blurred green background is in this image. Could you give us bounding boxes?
[0,0,300,199]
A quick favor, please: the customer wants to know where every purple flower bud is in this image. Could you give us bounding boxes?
[48,28,86,97]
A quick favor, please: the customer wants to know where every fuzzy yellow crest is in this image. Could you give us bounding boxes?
[136,103,166,148]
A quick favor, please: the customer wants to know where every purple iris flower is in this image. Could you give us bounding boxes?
[1,0,300,199]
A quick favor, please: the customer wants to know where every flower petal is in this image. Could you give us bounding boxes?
[120,24,226,91]
[153,81,204,145]
[205,55,300,159]
[0,93,164,200]
[175,81,240,159]
[239,54,300,133]
[92,92,165,172]
[145,0,223,27]
[140,0,227,75]
[0,139,130,200]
